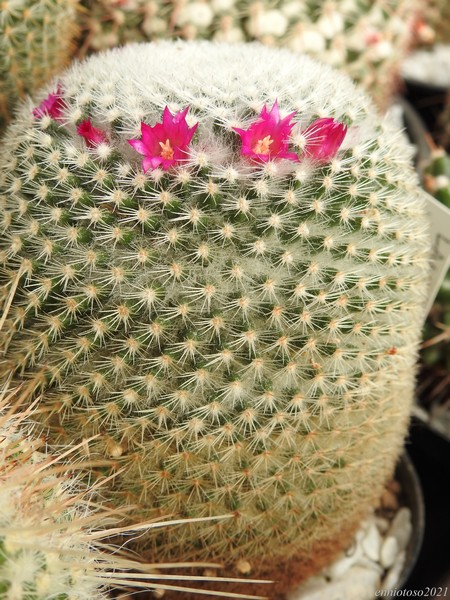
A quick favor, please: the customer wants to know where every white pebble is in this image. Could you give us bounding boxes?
[382,550,406,589]
[289,566,380,600]
[286,498,413,598]
[388,507,412,551]
[361,523,381,562]
[357,557,384,575]
[286,575,328,600]
[325,552,359,579]
[380,536,399,569]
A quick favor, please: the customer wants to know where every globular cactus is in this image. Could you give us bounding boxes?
[79,0,423,108]
[0,0,79,131]
[0,41,430,598]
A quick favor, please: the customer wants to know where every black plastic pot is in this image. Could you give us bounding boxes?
[396,452,426,589]
[416,364,450,448]
[395,96,431,172]
[406,424,450,591]
[410,415,450,470]
[402,78,449,148]
[398,98,450,448]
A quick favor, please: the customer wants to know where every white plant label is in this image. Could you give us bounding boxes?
[424,192,450,315]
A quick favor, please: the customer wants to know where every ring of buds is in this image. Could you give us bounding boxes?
[33,89,347,172]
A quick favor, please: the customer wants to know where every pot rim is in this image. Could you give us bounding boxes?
[395,452,426,590]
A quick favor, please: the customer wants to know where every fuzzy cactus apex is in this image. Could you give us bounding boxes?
[0,41,430,598]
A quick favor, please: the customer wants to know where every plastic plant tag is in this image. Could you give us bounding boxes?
[424,192,450,315]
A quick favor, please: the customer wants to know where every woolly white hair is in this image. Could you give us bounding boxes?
[63,40,370,132]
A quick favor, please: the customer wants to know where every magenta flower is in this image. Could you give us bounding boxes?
[233,101,298,163]
[32,84,65,120]
[302,118,347,162]
[128,106,198,172]
[77,119,107,147]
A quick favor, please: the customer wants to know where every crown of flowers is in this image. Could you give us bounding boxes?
[33,88,347,172]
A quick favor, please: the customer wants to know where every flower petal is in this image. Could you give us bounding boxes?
[234,101,297,163]
[77,119,107,147]
[129,106,197,171]
[303,118,347,161]
[128,139,148,155]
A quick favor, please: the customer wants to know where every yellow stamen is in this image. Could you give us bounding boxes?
[253,135,273,155]
[159,139,174,160]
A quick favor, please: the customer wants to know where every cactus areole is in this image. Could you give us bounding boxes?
[0,42,430,596]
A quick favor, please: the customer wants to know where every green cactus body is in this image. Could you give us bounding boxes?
[0,0,79,130]
[80,0,422,108]
[0,41,429,594]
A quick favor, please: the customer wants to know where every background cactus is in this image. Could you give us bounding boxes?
[0,41,430,597]
[79,0,423,108]
[0,395,123,600]
[0,0,79,131]
[415,0,450,45]
[79,0,150,53]
[0,386,263,599]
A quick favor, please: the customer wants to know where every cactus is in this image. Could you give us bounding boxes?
[0,394,124,600]
[0,386,264,599]
[440,99,450,152]
[0,0,79,131]
[79,0,150,53]
[0,41,430,597]
[79,0,422,108]
[400,0,450,89]
[414,0,450,45]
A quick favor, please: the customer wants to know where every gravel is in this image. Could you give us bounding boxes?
[288,502,412,600]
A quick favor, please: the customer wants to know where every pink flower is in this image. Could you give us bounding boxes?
[128,106,198,172]
[233,101,298,163]
[32,84,65,120]
[302,118,347,162]
[77,119,107,147]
